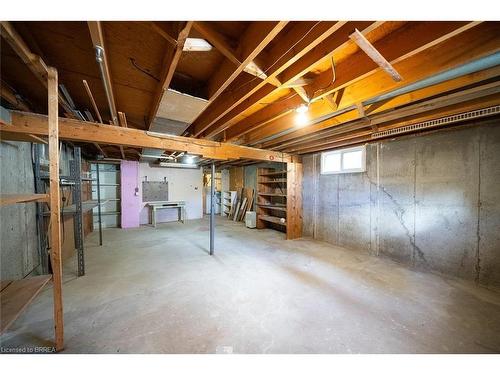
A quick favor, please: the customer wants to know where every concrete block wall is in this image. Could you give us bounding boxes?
[302,118,500,287]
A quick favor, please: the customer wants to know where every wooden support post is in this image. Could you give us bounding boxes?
[48,67,64,351]
[286,161,303,240]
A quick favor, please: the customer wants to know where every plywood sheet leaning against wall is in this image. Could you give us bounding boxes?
[229,167,244,191]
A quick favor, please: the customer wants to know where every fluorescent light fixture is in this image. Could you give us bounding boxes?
[157,162,199,169]
[185,155,197,164]
[140,154,174,160]
[295,103,309,114]
[183,38,212,52]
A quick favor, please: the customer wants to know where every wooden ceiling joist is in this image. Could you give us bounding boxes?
[1,111,294,163]
[269,67,500,151]
[294,97,500,155]
[241,22,498,147]
[205,21,288,104]
[227,21,482,144]
[0,21,75,117]
[199,21,379,139]
[147,21,193,129]
[189,21,358,138]
[192,22,241,65]
[280,82,500,153]
[0,82,31,112]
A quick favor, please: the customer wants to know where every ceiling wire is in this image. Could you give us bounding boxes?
[309,56,337,100]
[130,58,160,82]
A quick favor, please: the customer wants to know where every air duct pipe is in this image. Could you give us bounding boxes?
[95,46,118,125]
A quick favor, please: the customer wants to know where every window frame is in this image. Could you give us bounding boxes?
[320,145,366,175]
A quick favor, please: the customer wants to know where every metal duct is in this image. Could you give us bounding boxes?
[95,46,118,125]
[371,105,500,139]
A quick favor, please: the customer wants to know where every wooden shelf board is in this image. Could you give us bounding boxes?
[43,200,109,216]
[258,179,287,183]
[0,194,49,207]
[259,171,286,177]
[259,215,287,226]
[0,275,52,334]
[257,204,287,212]
[258,193,286,197]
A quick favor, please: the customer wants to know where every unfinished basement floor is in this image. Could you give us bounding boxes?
[1,216,500,354]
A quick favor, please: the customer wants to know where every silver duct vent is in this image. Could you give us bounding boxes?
[371,105,500,139]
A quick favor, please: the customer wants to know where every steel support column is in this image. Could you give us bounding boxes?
[210,161,215,256]
[96,162,103,246]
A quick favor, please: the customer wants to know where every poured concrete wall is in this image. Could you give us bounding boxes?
[302,119,500,287]
[0,140,39,279]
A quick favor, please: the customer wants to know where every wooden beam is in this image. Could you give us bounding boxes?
[349,28,403,82]
[0,83,31,112]
[190,21,352,138]
[0,21,75,117]
[305,21,482,100]
[192,23,280,85]
[82,80,107,157]
[47,68,64,352]
[82,79,103,123]
[201,22,379,139]
[193,22,240,65]
[118,112,128,128]
[205,21,288,103]
[242,23,499,147]
[1,111,294,163]
[0,193,49,206]
[227,21,481,143]
[147,21,193,129]
[148,22,178,46]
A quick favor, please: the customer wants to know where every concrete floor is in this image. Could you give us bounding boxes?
[2,216,500,353]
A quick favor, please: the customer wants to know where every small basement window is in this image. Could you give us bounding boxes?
[321,145,366,174]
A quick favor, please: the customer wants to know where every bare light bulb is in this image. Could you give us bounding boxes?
[295,103,309,113]
[295,111,309,127]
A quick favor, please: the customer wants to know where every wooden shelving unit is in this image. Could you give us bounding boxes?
[256,165,302,240]
[221,191,236,217]
[0,275,52,334]
[256,167,288,235]
[0,68,64,351]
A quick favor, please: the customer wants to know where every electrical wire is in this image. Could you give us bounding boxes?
[309,56,337,100]
[130,58,160,82]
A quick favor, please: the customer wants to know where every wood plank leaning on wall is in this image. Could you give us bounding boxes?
[286,161,303,240]
[48,67,64,351]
